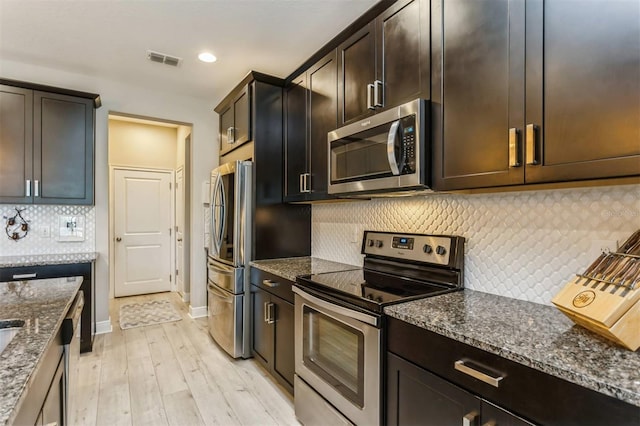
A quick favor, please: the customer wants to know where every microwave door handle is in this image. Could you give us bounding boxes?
[386,119,401,175]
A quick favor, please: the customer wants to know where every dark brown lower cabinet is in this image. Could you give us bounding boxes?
[387,352,531,426]
[250,268,295,394]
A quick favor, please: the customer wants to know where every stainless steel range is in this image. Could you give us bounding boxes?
[293,231,465,426]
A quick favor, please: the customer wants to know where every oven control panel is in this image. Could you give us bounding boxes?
[363,231,454,266]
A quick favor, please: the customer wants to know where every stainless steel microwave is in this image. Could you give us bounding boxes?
[327,99,429,196]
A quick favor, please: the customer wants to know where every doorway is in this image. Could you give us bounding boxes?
[108,113,192,299]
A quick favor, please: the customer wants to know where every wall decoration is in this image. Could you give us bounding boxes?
[4,208,30,241]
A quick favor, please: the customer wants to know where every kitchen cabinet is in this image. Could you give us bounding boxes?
[432,0,640,191]
[284,50,337,202]
[40,355,65,426]
[0,262,95,353]
[387,352,531,426]
[217,85,251,156]
[0,80,98,205]
[387,317,639,426]
[337,0,429,126]
[250,267,295,394]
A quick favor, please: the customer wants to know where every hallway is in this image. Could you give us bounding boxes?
[71,293,297,426]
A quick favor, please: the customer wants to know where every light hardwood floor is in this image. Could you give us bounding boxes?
[71,292,298,426]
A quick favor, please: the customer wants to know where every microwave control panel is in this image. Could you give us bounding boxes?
[401,115,417,174]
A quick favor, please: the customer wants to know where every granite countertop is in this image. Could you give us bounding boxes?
[0,276,83,425]
[250,256,360,282]
[384,290,640,407]
[0,252,97,268]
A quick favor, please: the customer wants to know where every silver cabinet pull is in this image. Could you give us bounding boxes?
[267,302,275,324]
[374,80,384,107]
[264,301,270,323]
[25,180,31,197]
[13,273,37,279]
[299,173,304,193]
[525,124,539,165]
[367,83,375,110]
[262,279,279,288]
[301,173,311,193]
[455,360,504,388]
[462,411,479,426]
[508,128,521,167]
[34,180,39,197]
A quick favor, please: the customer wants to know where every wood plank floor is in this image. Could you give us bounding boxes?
[71,292,298,426]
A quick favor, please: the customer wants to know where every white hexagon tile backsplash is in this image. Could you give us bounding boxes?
[312,184,640,305]
[0,205,95,256]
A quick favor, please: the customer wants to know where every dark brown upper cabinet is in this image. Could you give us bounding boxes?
[0,82,97,205]
[432,0,640,191]
[337,0,430,127]
[285,50,338,202]
[218,84,251,156]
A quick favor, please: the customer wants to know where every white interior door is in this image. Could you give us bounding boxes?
[175,167,185,297]
[114,169,172,297]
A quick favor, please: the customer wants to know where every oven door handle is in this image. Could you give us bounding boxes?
[293,286,379,327]
[386,119,401,175]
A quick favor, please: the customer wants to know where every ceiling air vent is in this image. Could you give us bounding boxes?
[146,50,182,67]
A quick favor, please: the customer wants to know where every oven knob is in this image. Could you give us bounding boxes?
[367,239,374,247]
[375,240,383,248]
[436,245,447,255]
[423,244,433,254]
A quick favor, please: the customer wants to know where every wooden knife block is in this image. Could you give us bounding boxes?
[552,280,640,351]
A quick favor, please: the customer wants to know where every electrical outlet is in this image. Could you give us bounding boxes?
[588,239,618,259]
[352,226,362,244]
[40,225,50,238]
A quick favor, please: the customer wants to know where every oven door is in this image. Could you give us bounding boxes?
[293,287,381,426]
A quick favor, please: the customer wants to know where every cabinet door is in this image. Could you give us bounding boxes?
[233,85,251,146]
[272,295,295,390]
[251,285,273,366]
[337,22,376,126]
[432,0,525,190]
[387,352,481,426]
[307,50,337,200]
[376,0,429,110]
[34,91,94,204]
[482,401,534,426]
[41,356,65,426]
[284,75,308,201]
[525,0,640,183]
[0,85,33,203]
[219,104,234,155]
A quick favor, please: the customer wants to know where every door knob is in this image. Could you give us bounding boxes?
[116,237,122,242]
[177,238,183,242]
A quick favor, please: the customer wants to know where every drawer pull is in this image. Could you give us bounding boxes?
[262,279,279,288]
[454,360,504,388]
[13,273,37,279]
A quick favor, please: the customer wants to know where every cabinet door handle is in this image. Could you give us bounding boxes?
[262,279,279,288]
[367,83,375,110]
[303,173,311,193]
[264,301,270,323]
[481,421,497,426]
[525,124,540,165]
[508,128,521,167]
[374,80,384,107]
[34,180,40,197]
[299,173,304,193]
[13,273,37,279]
[267,302,276,324]
[462,411,479,426]
[455,360,504,388]
[25,180,31,197]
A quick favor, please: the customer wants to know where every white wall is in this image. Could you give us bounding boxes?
[1,58,217,325]
[109,120,178,169]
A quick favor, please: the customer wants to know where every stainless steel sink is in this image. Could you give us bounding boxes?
[0,319,25,353]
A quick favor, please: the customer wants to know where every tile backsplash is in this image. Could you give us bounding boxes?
[312,184,640,305]
[0,205,95,256]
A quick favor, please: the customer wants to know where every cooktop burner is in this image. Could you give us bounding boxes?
[296,231,465,314]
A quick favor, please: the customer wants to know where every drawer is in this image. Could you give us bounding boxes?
[249,267,294,304]
[387,317,638,426]
[0,263,91,281]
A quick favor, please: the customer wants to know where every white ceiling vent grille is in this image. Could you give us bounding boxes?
[146,50,182,67]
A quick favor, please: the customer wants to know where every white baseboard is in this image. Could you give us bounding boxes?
[189,305,208,319]
[95,318,113,335]
[181,292,190,303]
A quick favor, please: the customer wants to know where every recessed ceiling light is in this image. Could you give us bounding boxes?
[198,52,217,63]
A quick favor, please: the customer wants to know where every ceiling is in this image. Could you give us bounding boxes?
[0,0,378,104]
